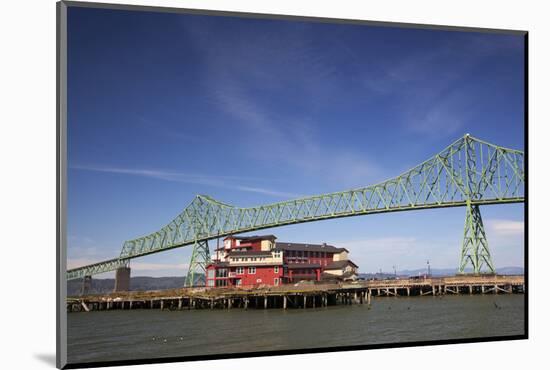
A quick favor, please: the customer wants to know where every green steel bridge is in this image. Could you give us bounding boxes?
[67,134,525,286]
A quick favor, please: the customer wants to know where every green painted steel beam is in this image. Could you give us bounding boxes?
[66,134,524,280]
[66,258,129,280]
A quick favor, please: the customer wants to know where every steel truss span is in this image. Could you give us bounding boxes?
[67,134,524,280]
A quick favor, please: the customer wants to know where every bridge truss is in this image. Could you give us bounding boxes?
[66,134,524,282]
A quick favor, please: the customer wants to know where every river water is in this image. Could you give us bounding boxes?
[67,294,524,365]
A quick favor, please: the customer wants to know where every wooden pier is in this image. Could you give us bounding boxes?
[67,275,524,312]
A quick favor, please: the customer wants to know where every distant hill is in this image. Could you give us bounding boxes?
[68,266,524,295]
[359,266,524,279]
[67,274,204,296]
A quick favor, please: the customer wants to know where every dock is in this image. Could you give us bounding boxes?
[67,274,524,312]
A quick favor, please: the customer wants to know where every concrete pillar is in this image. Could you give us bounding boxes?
[114,267,131,292]
[244,298,248,310]
[210,298,214,309]
[367,290,372,305]
[469,285,473,294]
[80,275,92,296]
[283,295,287,309]
[432,286,436,296]
[303,295,307,309]
[228,299,232,309]
[129,301,133,309]
[264,296,268,309]
[393,288,397,297]
[494,284,498,294]
[160,300,164,310]
[313,296,316,308]
[482,286,485,294]
[407,287,410,296]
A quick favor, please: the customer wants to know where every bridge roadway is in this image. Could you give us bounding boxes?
[67,274,524,312]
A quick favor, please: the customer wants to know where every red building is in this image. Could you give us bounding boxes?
[206,235,358,288]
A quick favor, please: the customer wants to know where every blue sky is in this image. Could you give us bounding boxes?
[67,7,525,277]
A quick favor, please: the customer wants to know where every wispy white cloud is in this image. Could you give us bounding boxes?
[210,81,385,189]
[71,164,303,199]
[130,262,189,271]
[235,185,303,199]
[352,35,523,138]
[486,219,524,236]
[176,21,387,190]
[334,236,459,273]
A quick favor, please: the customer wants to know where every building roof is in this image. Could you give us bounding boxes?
[321,270,358,280]
[275,242,348,253]
[325,260,359,270]
[287,263,321,269]
[227,251,273,257]
[224,234,277,241]
[206,261,229,268]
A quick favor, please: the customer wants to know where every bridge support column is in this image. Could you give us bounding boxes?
[114,266,131,292]
[185,239,211,287]
[459,202,495,274]
[80,275,92,296]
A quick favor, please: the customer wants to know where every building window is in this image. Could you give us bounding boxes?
[216,268,228,278]
[274,278,279,286]
[274,266,279,273]
[236,279,242,286]
[248,267,256,274]
[207,269,215,278]
[236,267,244,275]
[207,280,215,287]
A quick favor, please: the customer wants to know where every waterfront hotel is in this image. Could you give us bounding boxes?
[206,235,358,287]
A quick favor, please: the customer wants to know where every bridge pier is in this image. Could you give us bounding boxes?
[80,275,92,296]
[114,266,131,292]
